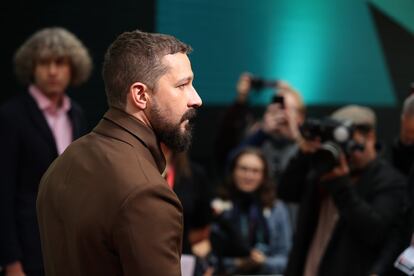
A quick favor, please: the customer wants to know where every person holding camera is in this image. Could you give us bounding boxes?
[243,86,305,180]
[214,72,304,179]
[224,78,305,228]
[224,73,305,182]
[279,105,407,276]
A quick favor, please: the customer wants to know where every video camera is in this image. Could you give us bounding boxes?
[300,117,364,174]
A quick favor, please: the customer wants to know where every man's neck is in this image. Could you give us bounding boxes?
[30,85,67,111]
[125,104,152,129]
[351,154,377,176]
[47,93,64,108]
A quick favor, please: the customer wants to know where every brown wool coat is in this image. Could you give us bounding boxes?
[37,108,183,276]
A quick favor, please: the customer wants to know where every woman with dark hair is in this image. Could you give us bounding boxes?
[210,147,292,275]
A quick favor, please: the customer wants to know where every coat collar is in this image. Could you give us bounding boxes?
[96,107,166,174]
[23,90,83,155]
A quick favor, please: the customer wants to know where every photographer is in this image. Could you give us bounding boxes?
[232,77,305,182]
[214,72,303,180]
[279,105,407,276]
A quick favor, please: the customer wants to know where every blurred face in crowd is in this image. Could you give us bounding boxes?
[233,153,264,193]
[147,52,202,152]
[34,56,71,98]
[400,114,414,145]
[348,130,377,171]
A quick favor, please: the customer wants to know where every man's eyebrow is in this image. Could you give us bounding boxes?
[176,76,193,84]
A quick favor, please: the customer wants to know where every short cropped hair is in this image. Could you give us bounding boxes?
[402,94,414,116]
[102,30,192,110]
[14,27,92,86]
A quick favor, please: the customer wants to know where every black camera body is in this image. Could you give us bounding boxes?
[272,95,285,108]
[300,118,363,174]
[250,76,278,90]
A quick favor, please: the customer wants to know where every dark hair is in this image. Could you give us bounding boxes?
[102,29,192,110]
[220,147,275,208]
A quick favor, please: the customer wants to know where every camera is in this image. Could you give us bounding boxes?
[250,76,278,91]
[300,118,364,174]
[272,95,285,108]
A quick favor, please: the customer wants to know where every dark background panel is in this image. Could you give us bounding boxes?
[191,4,414,174]
[0,0,156,127]
[369,4,414,104]
[0,1,412,178]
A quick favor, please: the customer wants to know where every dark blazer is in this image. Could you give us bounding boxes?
[0,92,87,271]
[37,108,183,276]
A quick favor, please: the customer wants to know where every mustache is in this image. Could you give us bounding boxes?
[180,109,197,123]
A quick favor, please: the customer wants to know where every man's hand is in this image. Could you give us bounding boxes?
[298,137,321,154]
[262,98,301,140]
[235,256,260,272]
[5,261,26,276]
[191,239,211,258]
[250,249,266,264]
[285,104,302,140]
[320,153,350,182]
[236,72,253,103]
[262,104,286,135]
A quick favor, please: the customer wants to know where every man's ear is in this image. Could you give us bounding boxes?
[129,82,149,110]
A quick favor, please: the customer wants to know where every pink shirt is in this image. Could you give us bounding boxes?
[29,85,73,155]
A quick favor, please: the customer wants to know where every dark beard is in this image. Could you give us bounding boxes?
[149,104,197,152]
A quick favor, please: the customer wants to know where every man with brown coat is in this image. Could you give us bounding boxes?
[36,30,202,276]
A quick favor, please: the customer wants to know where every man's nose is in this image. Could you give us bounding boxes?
[47,62,58,75]
[188,86,202,108]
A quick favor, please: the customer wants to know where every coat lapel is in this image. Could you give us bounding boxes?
[68,104,85,140]
[23,93,58,156]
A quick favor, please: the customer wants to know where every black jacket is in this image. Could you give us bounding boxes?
[391,138,414,176]
[0,92,87,271]
[279,152,407,276]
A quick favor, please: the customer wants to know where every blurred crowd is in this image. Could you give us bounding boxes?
[1,27,414,276]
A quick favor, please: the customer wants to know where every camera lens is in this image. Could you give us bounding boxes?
[333,126,350,143]
[311,142,341,174]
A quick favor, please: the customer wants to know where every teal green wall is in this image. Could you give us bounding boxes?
[156,0,408,106]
